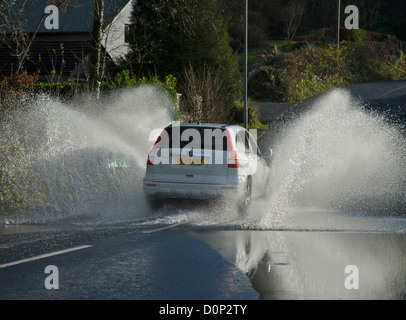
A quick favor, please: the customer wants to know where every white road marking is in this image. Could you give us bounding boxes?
[143,221,189,234]
[383,84,406,97]
[0,245,93,269]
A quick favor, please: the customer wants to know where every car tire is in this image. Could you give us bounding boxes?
[238,176,252,216]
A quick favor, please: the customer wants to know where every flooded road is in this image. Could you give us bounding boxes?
[1,211,406,300]
[1,202,406,300]
[1,81,406,300]
[191,229,406,299]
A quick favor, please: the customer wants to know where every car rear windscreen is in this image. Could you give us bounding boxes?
[163,126,229,151]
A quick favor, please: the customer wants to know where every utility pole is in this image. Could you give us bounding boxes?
[244,0,248,129]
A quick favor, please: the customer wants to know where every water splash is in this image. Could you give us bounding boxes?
[1,87,405,228]
[260,89,406,227]
[0,86,172,223]
[137,88,406,230]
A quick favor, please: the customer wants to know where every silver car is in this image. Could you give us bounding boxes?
[143,123,272,215]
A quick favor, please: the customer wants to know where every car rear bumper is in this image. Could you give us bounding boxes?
[143,180,243,200]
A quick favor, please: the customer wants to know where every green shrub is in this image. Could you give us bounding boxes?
[248,53,298,101]
[113,70,177,98]
[383,52,406,80]
[33,82,87,97]
[112,70,178,118]
[294,43,351,100]
[346,42,406,82]
[247,40,406,102]
[230,38,243,53]
[0,132,44,209]
[1,71,40,119]
[352,29,366,42]
[232,100,268,130]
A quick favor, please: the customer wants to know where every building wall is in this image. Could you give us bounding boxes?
[102,1,133,63]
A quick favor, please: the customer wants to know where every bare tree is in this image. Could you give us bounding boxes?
[0,1,32,74]
[178,63,229,124]
[0,0,75,75]
[88,0,104,98]
[364,0,382,30]
[284,0,305,41]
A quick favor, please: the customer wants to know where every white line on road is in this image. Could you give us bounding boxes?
[383,84,406,97]
[142,221,189,234]
[0,245,93,269]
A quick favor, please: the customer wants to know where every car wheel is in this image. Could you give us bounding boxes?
[238,177,252,216]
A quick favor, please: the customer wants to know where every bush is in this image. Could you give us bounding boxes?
[33,82,87,98]
[0,70,40,119]
[248,40,406,102]
[113,70,177,99]
[352,29,366,42]
[111,70,178,119]
[232,100,268,130]
[230,38,243,53]
[383,52,406,80]
[294,43,351,100]
[347,42,406,82]
[178,63,230,123]
[0,131,44,209]
[248,52,298,101]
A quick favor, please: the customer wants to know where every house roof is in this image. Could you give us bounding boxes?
[0,0,133,77]
[5,0,132,33]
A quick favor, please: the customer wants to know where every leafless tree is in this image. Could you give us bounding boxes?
[178,63,229,124]
[0,0,32,74]
[284,0,305,41]
[0,0,76,75]
[88,0,104,98]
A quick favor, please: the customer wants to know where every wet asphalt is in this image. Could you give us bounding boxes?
[1,81,406,300]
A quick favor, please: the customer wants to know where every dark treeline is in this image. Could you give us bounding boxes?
[220,0,406,44]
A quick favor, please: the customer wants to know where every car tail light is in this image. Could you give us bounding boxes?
[147,149,155,166]
[226,130,238,168]
[147,131,164,165]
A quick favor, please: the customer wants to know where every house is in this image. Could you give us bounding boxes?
[0,0,134,82]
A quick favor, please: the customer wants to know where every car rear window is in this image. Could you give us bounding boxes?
[163,126,229,151]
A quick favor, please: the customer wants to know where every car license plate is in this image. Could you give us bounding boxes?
[174,157,204,165]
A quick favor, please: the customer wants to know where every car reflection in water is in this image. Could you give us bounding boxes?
[191,230,406,299]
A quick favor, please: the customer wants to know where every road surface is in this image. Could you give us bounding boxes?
[1,81,406,301]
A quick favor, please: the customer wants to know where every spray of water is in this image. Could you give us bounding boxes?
[0,86,172,223]
[1,87,405,228]
[259,89,406,228]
